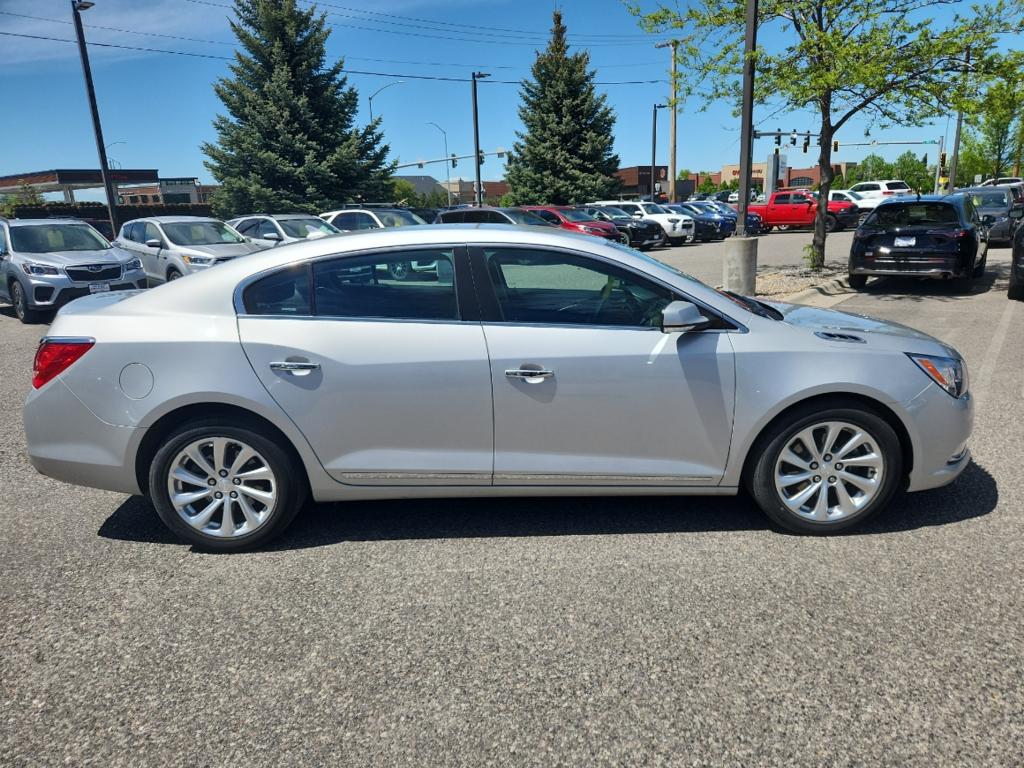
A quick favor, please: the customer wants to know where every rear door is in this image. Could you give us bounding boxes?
[237,245,494,486]
[471,244,736,486]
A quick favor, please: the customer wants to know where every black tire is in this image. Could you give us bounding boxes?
[148,420,306,551]
[669,237,685,247]
[953,273,974,293]
[167,267,183,282]
[825,214,838,233]
[746,401,903,535]
[972,252,987,278]
[847,273,868,290]
[11,280,42,324]
[1009,280,1024,301]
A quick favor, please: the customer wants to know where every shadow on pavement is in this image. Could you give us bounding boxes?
[859,261,1008,303]
[98,461,997,551]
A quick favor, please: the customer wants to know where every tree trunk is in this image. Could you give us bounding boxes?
[810,103,834,271]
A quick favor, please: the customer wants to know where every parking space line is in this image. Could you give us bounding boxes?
[972,299,1018,406]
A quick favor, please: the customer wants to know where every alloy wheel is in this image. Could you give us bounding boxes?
[166,436,278,538]
[12,282,26,320]
[774,421,884,522]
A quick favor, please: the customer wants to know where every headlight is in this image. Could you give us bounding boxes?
[583,226,602,234]
[125,258,143,271]
[22,262,60,276]
[907,353,968,398]
[182,255,213,265]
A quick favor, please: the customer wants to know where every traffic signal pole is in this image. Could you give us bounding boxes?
[471,72,489,206]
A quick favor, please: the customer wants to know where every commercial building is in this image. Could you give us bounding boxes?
[118,177,218,205]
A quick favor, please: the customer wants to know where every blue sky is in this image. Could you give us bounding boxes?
[0,0,1017,201]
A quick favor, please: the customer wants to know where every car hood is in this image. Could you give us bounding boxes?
[15,247,135,266]
[769,302,958,356]
[174,242,264,258]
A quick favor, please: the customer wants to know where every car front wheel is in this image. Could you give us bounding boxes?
[11,280,42,324]
[847,273,868,290]
[149,421,305,551]
[747,402,902,534]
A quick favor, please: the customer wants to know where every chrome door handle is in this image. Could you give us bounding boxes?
[505,368,554,380]
[269,361,320,375]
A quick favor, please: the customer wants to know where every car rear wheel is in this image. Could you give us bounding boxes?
[825,214,838,232]
[149,421,305,551]
[747,403,902,534]
[972,252,987,278]
[10,280,42,324]
[847,274,868,290]
[1009,281,1024,301]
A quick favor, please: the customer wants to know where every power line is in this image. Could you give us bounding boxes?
[0,30,665,84]
[0,10,233,47]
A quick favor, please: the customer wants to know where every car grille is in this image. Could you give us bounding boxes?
[65,264,122,282]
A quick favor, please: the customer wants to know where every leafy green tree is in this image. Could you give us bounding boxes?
[0,181,45,218]
[698,174,718,194]
[677,168,691,181]
[629,0,1022,268]
[956,71,1024,184]
[505,11,621,205]
[891,151,933,193]
[203,0,392,218]
[844,154,892,186]
[390,178,418,205]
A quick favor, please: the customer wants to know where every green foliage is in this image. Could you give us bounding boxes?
[891,151,933,193]
[956,67,1024,184]
[505,11,621,205]
[202,0,393,218]
[677,168,691,181]
[0,182,44,218]
[628,0,1023,268]
[698,174,718,194]
[390,178,418,205]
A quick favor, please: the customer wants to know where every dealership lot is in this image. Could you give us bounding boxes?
[2,248,1022,766]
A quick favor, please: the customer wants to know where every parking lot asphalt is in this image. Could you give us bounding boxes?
[2,248,1022,767]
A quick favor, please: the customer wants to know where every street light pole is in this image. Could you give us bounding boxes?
[651,104,666,200]
[471,72,489,206]
[655,40,680,202]
[427,122,453,207]
[71,0,118,235]
[947,48,970,191]
[368,81,403,123]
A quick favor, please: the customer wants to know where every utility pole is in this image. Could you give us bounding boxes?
[651,104,666,200]
[656,40,680,201]
[725,0,758,294]
[947,49,969,193]
[427,122,453,206]
[71,0,118,235]
[471,72,489,206]
[933,134,945,194]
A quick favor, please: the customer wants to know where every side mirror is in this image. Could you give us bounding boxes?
[263,232,282,242]
[661,300,710,334]
[145,238,162,249]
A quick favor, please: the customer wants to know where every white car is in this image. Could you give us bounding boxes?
[591,201,694,246]
[829,190,880,224]
[847,180,913,200]
[978,177,1023,187]
[319,207,425,231]
[227,214,340,248]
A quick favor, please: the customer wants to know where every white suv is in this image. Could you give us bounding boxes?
[590,201,694,246]
[320,207,425,231]
[847,180,913,199]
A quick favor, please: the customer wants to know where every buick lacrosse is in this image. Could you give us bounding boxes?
[24,225,973,550]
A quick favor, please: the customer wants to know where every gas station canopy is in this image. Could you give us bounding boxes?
[0,168,159,200]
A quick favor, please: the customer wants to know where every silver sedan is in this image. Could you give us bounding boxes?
[24,225,973,550]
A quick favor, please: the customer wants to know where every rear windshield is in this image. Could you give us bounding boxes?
[865,203,960,228]
[886,181,911,190]
[163,221,244,246]
[966,191,1009,208]
[11,223,109,253]
[279,218,339,238]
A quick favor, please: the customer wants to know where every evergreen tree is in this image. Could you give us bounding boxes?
[505,11,620,205]
[202,0,392,217]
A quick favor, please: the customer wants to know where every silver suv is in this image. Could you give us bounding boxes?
[0,217,146,324]
[114,216,264,284]
[227,213,341,248]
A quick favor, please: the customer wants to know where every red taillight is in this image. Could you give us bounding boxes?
[927,229,966,239]
[882,191,895,196]
[32,339,94,389]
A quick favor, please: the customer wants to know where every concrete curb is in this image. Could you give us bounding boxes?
[777,277,858,308]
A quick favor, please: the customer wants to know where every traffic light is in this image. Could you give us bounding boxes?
[940,151,947,168]
[832,140,839,152]
[790,129,797,146]
[775,132,781,147]
[478,151,485,166]
[450,153,458,168]
[802,138,809,153]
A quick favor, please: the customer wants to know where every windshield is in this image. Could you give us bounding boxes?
[279,218,339,238]
[504,209,555,226]
[560,209,594,222]
[377,210,425,227]
[865,203,960,228]
[599,206,631,219]
[10,223,110,253]
[842,190,864,200]
[967,191,1009,209]
[162,221,245,246]
[642,203,669,214]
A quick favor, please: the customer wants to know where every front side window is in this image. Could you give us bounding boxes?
[143,223,163,245]
[233,219,257,235]
[773,194,791,204]
[162,220,244,246]
[314,249,457,320]
[559,209,593,223]
[482,248,674,328]
[10,223,110,253]
[533,209,561,224]
[256,219,281,238]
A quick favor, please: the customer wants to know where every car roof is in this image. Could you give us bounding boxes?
[875,194,957,206]
[136,216,222,224]
[8,217,94,227]
[233,213,322,220]
[956,187,1011,195]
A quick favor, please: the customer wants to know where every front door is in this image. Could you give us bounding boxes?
[237,246,494,486]
[471,245,736,486]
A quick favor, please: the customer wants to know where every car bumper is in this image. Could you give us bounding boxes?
[836,211,861,228]
[22,269,148,309]
[902,385,974,492]
[24,378,141,495]
[849,253,971,278]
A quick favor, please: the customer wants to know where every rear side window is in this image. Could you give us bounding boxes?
[243,264,311,315]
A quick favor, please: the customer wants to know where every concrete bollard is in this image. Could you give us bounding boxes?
[724,235,758,295]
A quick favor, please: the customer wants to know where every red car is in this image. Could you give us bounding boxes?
[521,206,624,241]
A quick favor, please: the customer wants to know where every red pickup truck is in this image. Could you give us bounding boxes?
[747,191,860,232]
